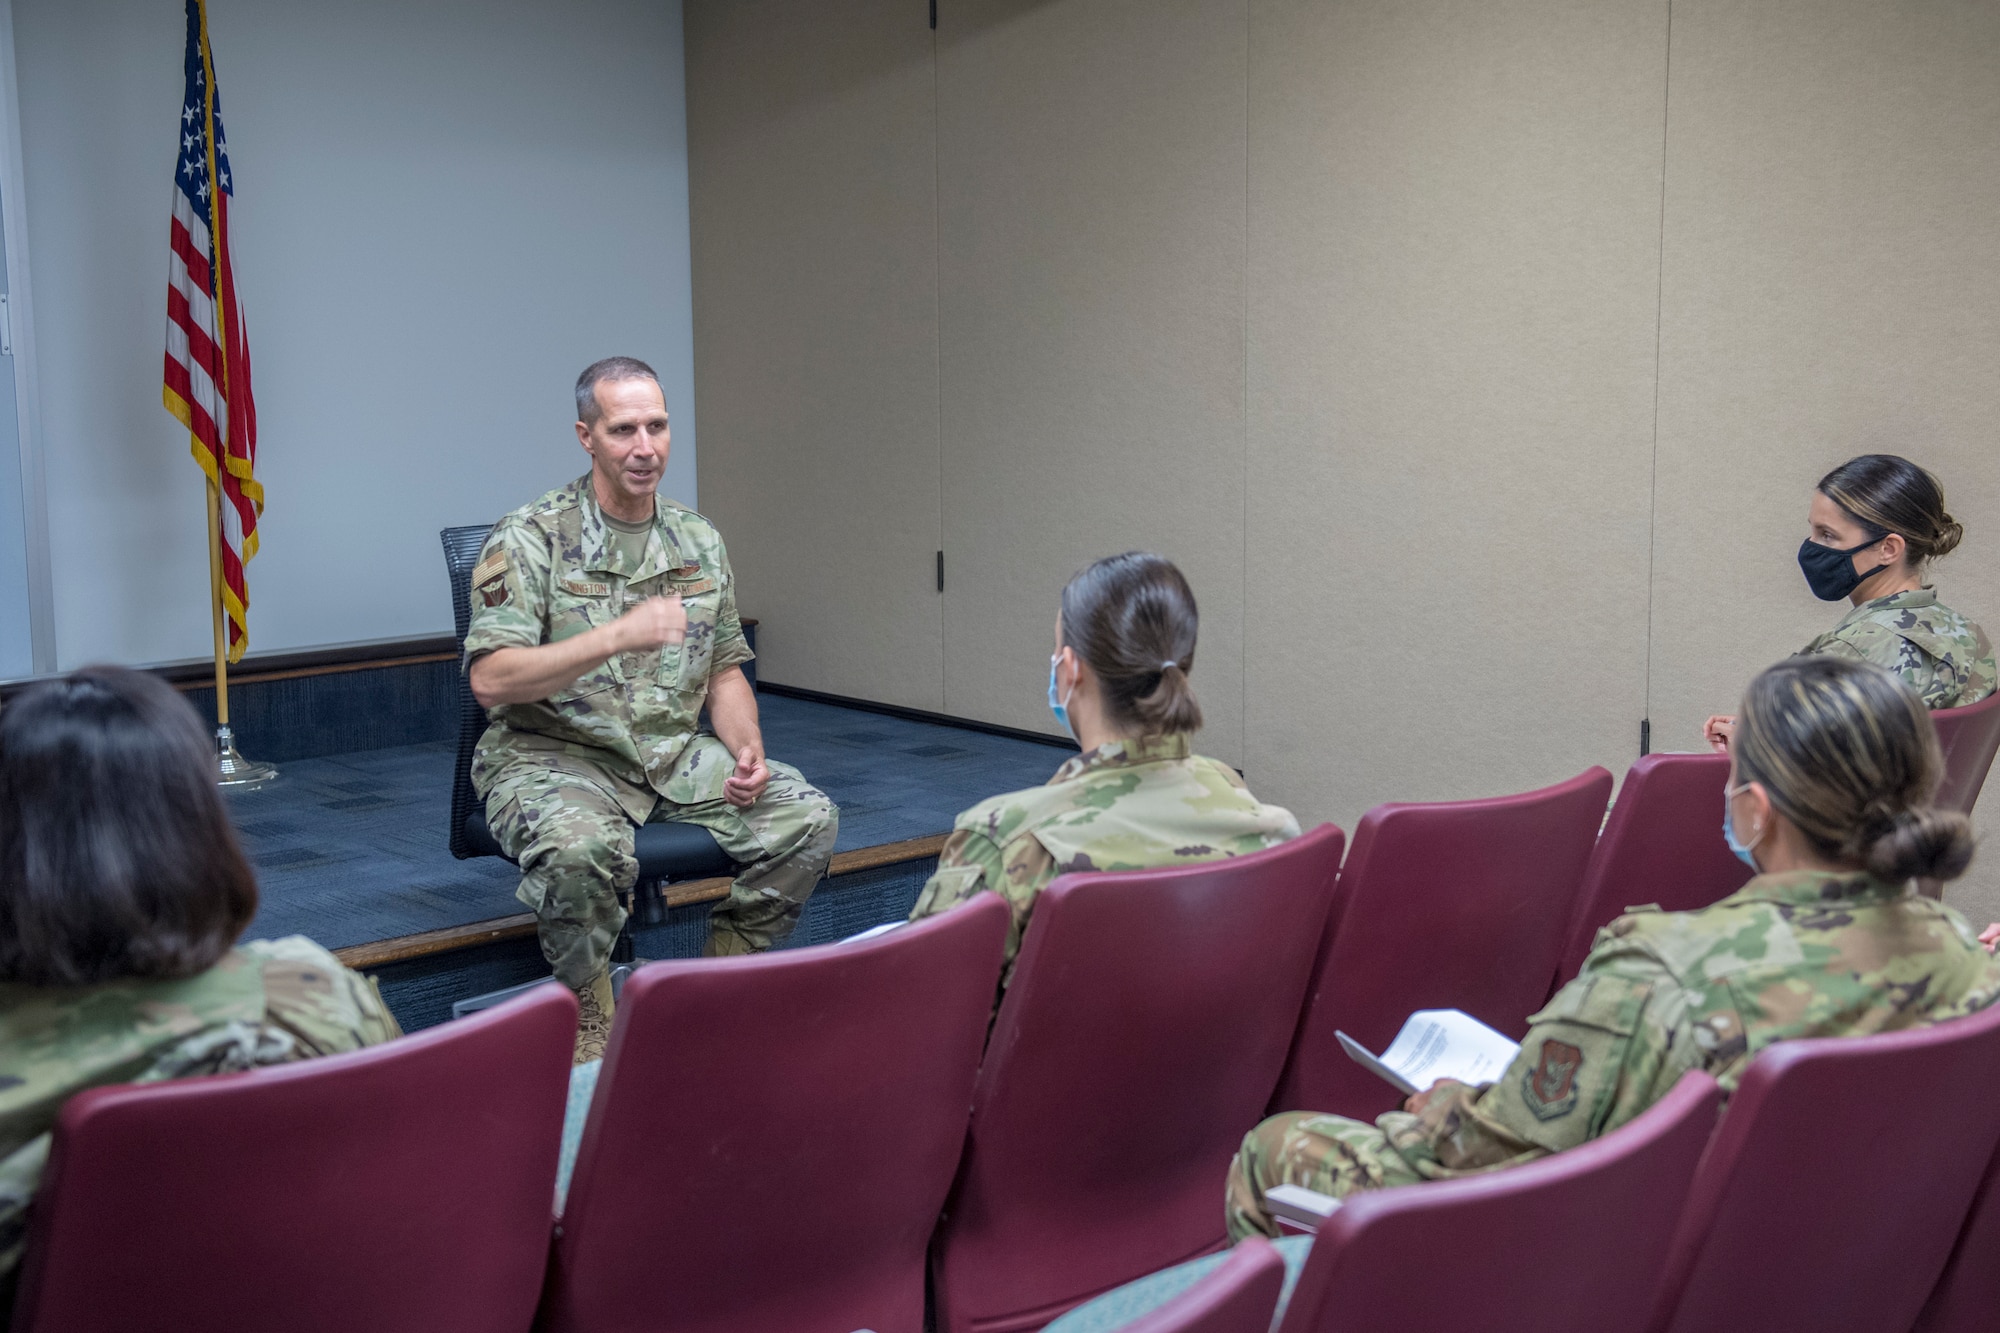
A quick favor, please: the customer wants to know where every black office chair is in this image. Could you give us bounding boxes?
[441,525,737,980]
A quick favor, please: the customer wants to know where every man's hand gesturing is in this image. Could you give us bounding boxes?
[615,594,686,652]
[724,745,770,809]
[470,591,684,709]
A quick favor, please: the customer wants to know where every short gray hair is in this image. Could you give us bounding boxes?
[575,356,661,425]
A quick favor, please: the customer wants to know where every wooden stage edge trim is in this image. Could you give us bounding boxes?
[172,651,461,692]
[332,833,951,970]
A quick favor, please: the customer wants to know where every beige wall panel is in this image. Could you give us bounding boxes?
[1649,0,2000,919]
[686,0,943,708]
[1244,0,1669,827]
[936,0,1249,761]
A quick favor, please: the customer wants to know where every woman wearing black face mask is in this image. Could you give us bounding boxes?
[1705,454,1995,752]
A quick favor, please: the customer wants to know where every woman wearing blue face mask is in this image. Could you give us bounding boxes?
[905,552,1298,993]
[1705,455,1995,752]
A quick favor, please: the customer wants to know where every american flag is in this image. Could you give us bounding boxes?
[162,0,260,662]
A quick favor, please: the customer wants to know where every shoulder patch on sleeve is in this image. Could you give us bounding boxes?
[1522,1039,1584,1120]
[473,548,511,605]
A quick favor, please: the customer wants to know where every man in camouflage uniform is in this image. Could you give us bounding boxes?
[467,357,836,1060]
[0,937,400,1311]
[908,733,1298,992]
[1226,868,2000,1240]
[1800,588,1996,709]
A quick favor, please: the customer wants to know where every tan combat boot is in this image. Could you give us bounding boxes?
[572,969,615,1065]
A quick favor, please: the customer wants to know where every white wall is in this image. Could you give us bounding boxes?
[12,0,697,668]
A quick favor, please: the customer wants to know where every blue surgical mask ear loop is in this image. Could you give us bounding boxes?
[1048,650,1077,742]
[1723,781,1766,871]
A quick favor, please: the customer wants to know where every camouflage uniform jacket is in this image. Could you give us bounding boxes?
[0,938,400,1294]
[1799,588,1996,709]
[908,733,1300,986]
[465,475,755,821]
[1376,870,2000,1180]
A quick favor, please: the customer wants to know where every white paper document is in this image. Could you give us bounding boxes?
[1265,1184,1342,1233]
[836,921,907,947]
[1335,1009,1522,1097]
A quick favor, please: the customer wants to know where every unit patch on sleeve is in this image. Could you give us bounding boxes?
[1522,1039,1583,1121]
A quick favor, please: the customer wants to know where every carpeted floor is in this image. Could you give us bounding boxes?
[225,693,1070,950]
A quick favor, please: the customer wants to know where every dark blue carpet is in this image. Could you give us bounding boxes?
[225,693,1069,950]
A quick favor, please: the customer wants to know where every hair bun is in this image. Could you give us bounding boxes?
[1863,807,1974,885]
[1933,513,1964,558]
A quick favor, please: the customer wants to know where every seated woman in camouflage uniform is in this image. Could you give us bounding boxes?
[906,552,1298,992]
[1706,454,1995,751]
[1046,656,2000,1333]
[1229,655,2000,1236]
[0,668,401,1314]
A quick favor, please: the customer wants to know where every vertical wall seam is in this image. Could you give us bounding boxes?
[1644,0,1675,741]
[931,10,947,713]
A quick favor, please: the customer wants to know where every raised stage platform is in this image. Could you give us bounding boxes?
[221,689,1069,1030]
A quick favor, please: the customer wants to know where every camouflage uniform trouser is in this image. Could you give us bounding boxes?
[483,745,838,989]
[1225,1111,1420,1241]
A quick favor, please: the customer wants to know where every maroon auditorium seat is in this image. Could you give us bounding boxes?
[1914,1131,2000,1332]
[1930,690,2000,815]
[1277,1071,1720,1333]
[1647,999,2000,1333]
[13,984,576,1333]
[1128,1237,1287,1333]
[930,824,1347,1333]
[1551,752,1751,992]
[540,893,1009,1333]
[1269,768,1613,1122]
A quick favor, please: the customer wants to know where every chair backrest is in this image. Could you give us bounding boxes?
[1552,753,1752,990]
[1649,999,2000,1333]
[1276,1072,1721,1333]
[1269,768,1614,1121]
[931,824,1347,1333]
[442,523,496,859]
[13,984,575,1333]
[542,893,1010,1333]
[1930,689,2000,816]
[1914,1131,2000,1332]
[1125,1237,1287,1333]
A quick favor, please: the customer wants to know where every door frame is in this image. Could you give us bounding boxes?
[0,0,52,674]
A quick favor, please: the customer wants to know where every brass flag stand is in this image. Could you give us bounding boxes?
[207,476,275,791]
